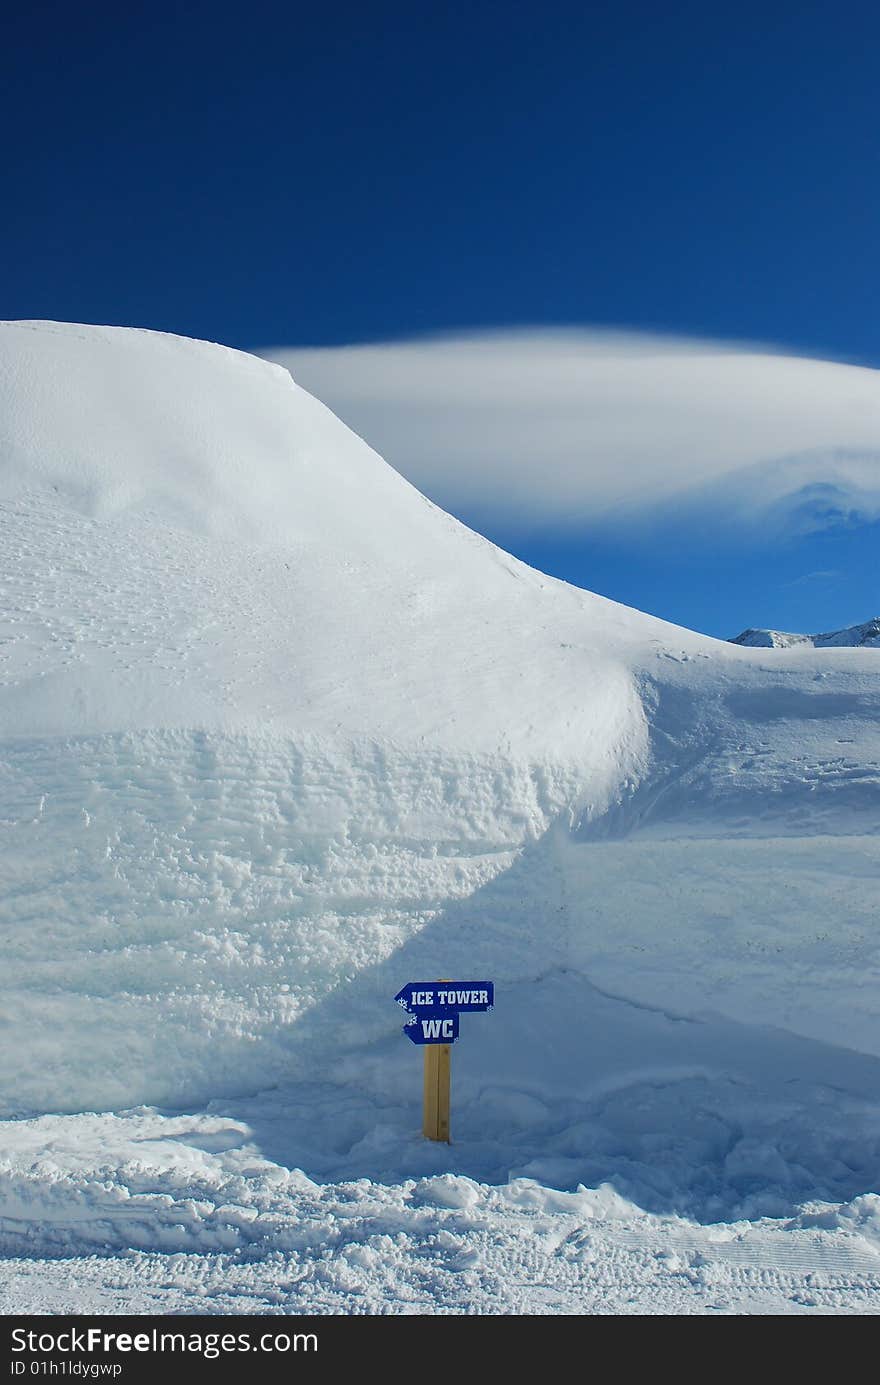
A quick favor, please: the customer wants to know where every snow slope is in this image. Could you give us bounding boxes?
[732,617,880,648]
[1,321,879,1313]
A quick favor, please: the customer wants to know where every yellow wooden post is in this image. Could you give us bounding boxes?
[422,978,452,1142]
[423,1042,451,1142]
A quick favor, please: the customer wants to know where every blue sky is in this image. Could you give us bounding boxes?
[3,1,878,637]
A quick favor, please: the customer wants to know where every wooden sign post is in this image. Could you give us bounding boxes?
[423,1035,452,1143]
[394,978,494,1145]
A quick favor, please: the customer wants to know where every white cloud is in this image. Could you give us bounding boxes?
[259,330,880,536]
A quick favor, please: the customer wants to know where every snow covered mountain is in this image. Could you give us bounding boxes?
[731,617,880,648]
[1,321,879,1309]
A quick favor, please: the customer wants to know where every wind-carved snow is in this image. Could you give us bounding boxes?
[0,725,588,1114]
[1,320,879,1314]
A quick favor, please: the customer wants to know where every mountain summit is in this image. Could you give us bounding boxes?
[731,617,880,648]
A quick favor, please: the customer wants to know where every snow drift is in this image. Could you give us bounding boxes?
[1,320,879,1126]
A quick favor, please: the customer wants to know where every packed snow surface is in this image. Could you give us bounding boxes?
[1,321,879,1314]
[732,617,880,649]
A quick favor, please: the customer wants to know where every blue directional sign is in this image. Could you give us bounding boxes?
[394,981,494,1044]
[403,1012,460,1045]
[395,982,494,1014]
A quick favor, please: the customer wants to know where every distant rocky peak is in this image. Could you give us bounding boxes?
[730,617,880,648]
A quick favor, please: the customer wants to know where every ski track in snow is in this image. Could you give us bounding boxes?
[0,1157,878,1315]
[1,321,879,1314]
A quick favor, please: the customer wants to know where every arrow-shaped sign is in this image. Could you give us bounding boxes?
[394,981,494,1014]
[396,979,495,1139]
[403,1012,460,1045]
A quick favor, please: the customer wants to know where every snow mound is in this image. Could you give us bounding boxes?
[1,320,879,1137]
[0,320,439,560]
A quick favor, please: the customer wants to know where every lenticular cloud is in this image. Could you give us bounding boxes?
[262,329,880,534]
